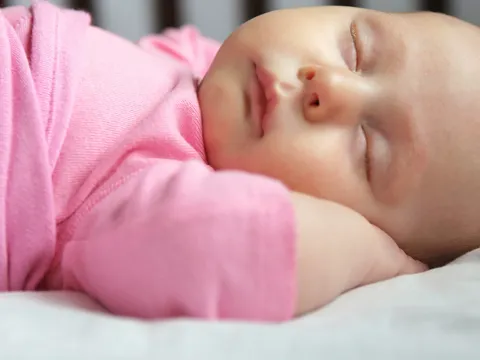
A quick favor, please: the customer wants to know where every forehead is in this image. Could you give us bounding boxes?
[233,6,361,51]
[245,6,471,35]
[249,6,359,26]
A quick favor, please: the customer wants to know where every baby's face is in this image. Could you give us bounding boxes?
[199,6,480,263]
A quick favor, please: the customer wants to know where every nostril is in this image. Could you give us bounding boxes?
[299,68,316,81]
[305,69,315,81]
[309,93,320,107]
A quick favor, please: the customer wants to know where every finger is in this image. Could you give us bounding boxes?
[399,253,429,274]
[360,227,428,286]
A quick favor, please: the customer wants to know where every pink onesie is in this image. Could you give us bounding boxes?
[0,2,296,320]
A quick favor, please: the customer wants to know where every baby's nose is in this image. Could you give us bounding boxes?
[298,65,368,125]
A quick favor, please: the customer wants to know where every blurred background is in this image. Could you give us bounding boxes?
[1,0,479,42]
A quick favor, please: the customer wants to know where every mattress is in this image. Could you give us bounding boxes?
[1,249,479,360]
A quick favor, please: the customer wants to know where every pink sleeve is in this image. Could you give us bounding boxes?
[138,25,221,78]
[60,159,296,321]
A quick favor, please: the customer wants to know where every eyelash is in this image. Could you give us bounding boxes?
[361,125,371,181]
[351,22,370,180]
[350,21,360,72]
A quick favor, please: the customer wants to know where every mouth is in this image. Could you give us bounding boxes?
[249,63,277,136]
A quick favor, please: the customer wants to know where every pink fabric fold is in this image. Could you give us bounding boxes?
[0,1,90,290]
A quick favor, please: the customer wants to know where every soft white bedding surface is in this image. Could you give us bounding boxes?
[1,250,480,360]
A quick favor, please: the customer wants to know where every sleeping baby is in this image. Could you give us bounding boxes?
[1,1,478,321]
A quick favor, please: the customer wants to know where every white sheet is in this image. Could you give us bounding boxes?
[1,250,480,360]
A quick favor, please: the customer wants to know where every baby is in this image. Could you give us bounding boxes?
[1,1,479,321]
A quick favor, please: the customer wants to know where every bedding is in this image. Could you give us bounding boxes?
[1,249,480,360]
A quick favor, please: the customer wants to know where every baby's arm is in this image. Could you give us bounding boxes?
[291,192,425,316]
[59,159,424,321]
[60,159,296,321]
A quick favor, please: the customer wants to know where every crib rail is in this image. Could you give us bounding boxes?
[0,0,466,41]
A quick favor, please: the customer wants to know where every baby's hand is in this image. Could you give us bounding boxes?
[291,192,427,317]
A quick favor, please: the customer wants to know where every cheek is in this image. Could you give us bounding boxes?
[247,135,356,194]
[266,135,374,213]
[200,77,249,163]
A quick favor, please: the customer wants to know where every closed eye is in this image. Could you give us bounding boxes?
[350,21,361,72]
[362,125,371,181]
